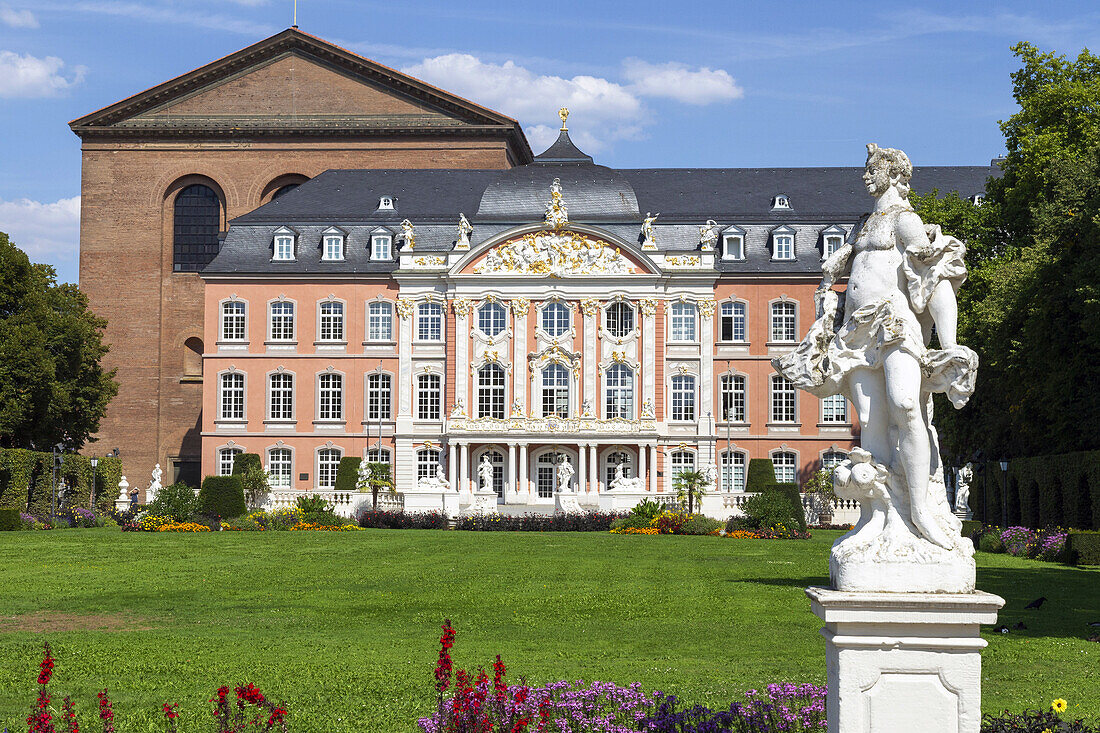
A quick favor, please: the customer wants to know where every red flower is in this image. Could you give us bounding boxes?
[38,643,55,686]
[434,619,456,694]
[97,690,115,733]
[492,655,507,702]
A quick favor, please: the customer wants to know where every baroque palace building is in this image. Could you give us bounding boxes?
[198,116,994,514]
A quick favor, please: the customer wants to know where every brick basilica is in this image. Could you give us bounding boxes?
[73,29,994,513]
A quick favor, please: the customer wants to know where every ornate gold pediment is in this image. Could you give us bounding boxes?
[474,230,635,277]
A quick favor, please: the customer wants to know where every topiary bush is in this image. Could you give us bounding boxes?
[334,457,362,492]
[1067,531,1100,565]
[742,491,802,531]
[197,475,246,520]
[745,458,777,493]
[764,482,807,531]
[679,514,723,535]
[0,508,20,530]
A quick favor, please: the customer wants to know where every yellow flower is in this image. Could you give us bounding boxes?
[1052,699,1068,714]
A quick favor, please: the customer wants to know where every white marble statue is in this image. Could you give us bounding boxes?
[356,459,370,492]
[400,219,416,250]
[478,454,495,493]
[474,231,632,277]
[556,455,575,492]
[954,462,973,514]
[544,178,569,230]
[609,460,644,492]
[699,219,719,252]
[148,463,162,501]
[581,398,593,418]
[773,143,978,593]
[417,466,452,492]
[702,462,719,492]
[456,213,472,250]
[449,398,466,419]
[641,212,659,249]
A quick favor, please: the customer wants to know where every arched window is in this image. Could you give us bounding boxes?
[605,301,634,337]
[365,447,392,466]
[317,447,342,489]
[269,301,295,341]
[719,301,746,342]
[318,373,343,420]
[772,451,797,484]
[218,446,242,476]
[670,302,697,342]
[720,374,746,422]
[479,449,505,497]
[720,450,746,492]
[821,394,848,423]
[220,301,247,341]
[173,184,221,273]
[541,364,569,418]
[417,374,441,420]
[219,372,244,420]
[367,302,393,341]
[670,450,696,478]
[541,302,570,336]
[822,450,847,469]
[183,337,203,378]
[535,451,565,498]
[268,372,294,420]
[367,372,392,420]
[416,449,440,480]
[605,364,633,419]
[670,375,696,421]
[770,302,797,342]
[478,302,507,337]
[267,447,292,488]
[478,364,506,419]
[417,302,443,341]
[605,450,632,488]
[770,375,796,423]
[319,301,344,342]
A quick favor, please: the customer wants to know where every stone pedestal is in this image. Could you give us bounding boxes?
[403,490,460,519]
[807,587,1003,733]
[954,508,973,522]
[554,491,583,514]
[463,490,498,516]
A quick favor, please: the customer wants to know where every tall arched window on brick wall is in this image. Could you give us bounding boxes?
[182,337,203,379]
[173,184,223,272]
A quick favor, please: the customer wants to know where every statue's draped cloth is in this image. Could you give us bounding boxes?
[775,223,978,407]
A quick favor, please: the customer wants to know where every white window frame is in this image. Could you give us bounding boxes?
[670,450,697,479]
[378,196,395,211]
[670,301,697,343]
[771,226,796,261]
[604,364,634,420]
[416,448,441,481]
[722,229,745,261]
[540,363,570,418]
[317,300,345,343]
[220,300,247,342]
[417,373,442,420]
[218,371,245,421]
[770,374,797,424]
[670,374,696,422]
[371,233,393,261]
[821,393,848,424]
[317,371,344,421]
[416,302,444,342]
[365,447,392,465]
[720,373,746,423]
[771,194,792,210]
[478,364,507,419]
[769,301,797,343]
[822,450,847,470]
[321,229,345,261]
[604,449,634,489]
[541,302,571,337]
[821,225,846,260]
[719,300,747,343]
[317,447,343,490]
[272,227,296,261]
[367,301,394,342]
[266,447,293,488]
[477,301,507,338]
[267,371,294,421]
[268,300,296,342]
[720,450,747,492]
[366,372,392,421]
[217,446,243,477]
[605,301,635,338]
[771,450,797,484]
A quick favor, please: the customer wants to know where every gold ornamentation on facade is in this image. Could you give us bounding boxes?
[413,256,446,266]
[475,229,633,277]
[545,178,569,230]
[638,298,657,316]
[451,298,472,317]
[559,107,569,131]
[423,440,436,450]
[580,298,602,317]
[665,255,701,267]
[510,297,530,316]
[395,298,415,320]
[698,298,716,319]
[449,416,657,434]
[611,350,628,363]
[641,398,655,418]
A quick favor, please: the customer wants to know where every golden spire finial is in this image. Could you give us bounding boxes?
[558,107,569,131]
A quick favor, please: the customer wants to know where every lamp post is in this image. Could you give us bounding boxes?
[90,454,99,510]
[999,458,1009,528]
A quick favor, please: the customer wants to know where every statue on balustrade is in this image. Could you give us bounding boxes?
[609,459,644,492]
[478,455,495,494]
[773,143,978,593]
[417,466,452,493]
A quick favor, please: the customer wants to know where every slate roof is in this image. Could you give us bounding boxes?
[208,130,998,276]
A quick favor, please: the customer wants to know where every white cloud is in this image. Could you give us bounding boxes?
[0,196,81,267]
[1,4,37,27]
[0,51,86,98]
[623,59,743,105]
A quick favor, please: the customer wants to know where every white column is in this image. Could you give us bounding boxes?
[578,443,587,494]
[589,444,598,492]
[638,443,647,486]
[648,444,657,492]
[642,303,656,415]
[507,443,517,494]
[512,302,528,415]
[456,311,469,414]
[398,303,413,417]
[583,303,598,415]
[448,443,457,491]
[519,443,529,497]
[460,442,470,493]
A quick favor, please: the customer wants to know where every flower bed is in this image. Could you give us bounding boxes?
[157,521,211,533]
[973,525,1070,563]
[724,523,811,540]
[358,509,448,529]
[457,511,624,532]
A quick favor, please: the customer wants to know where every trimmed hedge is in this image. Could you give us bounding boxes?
[1068,531,1100,566]
[0,447,122,515]
[970,450,1100,530]
[358,509,447,529]
[745,458,777,493]
[0,508,20,530]
[197,475,246,520]
[960,520,981,540]
[231,452,262,476]
[335,457,362,492]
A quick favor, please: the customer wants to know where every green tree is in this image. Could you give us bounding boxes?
[358,462,394,508]
[0,233,117,451]
[673,469,707,515]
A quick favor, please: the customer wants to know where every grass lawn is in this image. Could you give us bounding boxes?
[0,530,1097,731]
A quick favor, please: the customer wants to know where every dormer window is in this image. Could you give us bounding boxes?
[272,227,296,261]
[371,230,393,261]
[821,224,846,260]
[378,196,395,210]
[771,225,796,260]
[771,194,791,210]
[722,226,745,260]
[321,227,345,261]
[970,194,985,207]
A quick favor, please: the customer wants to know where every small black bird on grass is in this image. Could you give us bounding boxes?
[994,625,1009,634]
[1024,596,1047,610]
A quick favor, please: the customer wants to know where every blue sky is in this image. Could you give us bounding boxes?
[1,0,1097,284]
